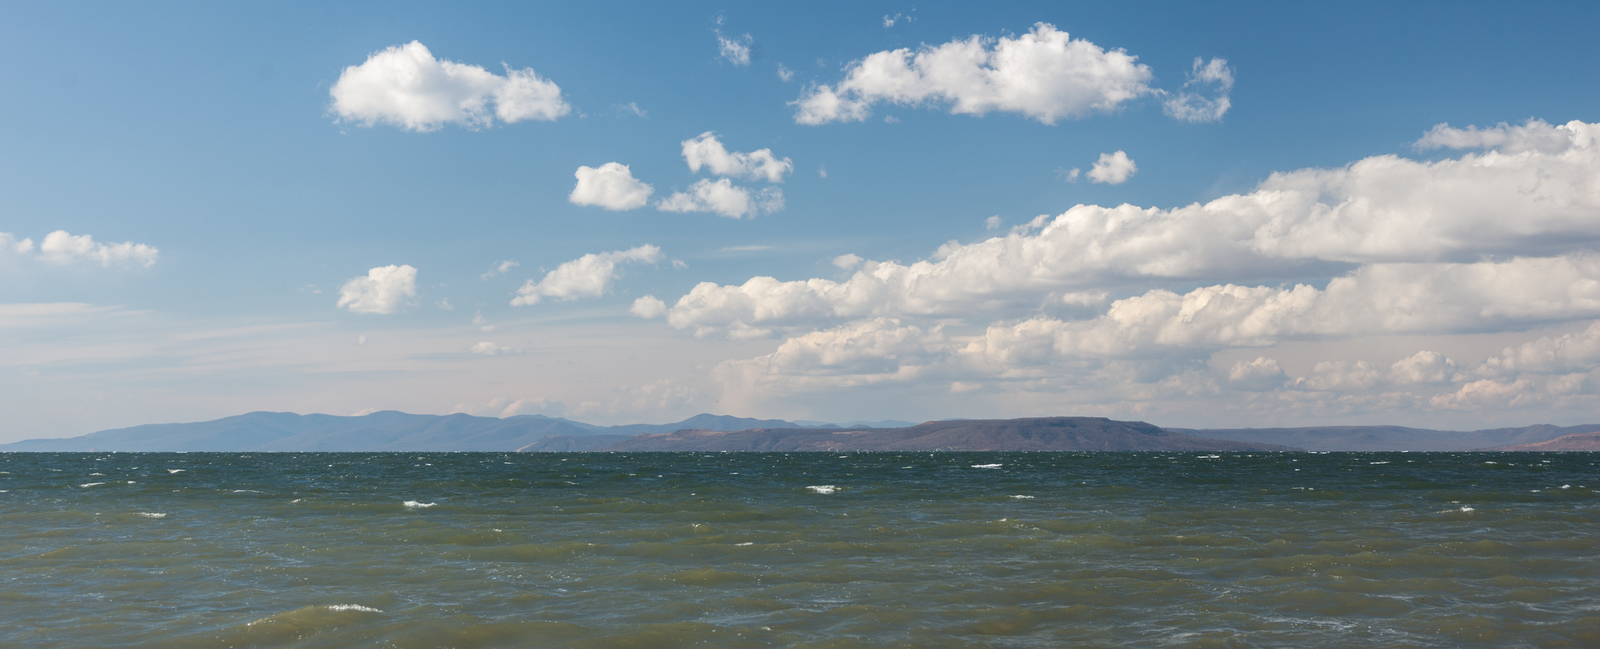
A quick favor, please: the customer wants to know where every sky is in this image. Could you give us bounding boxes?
[4,1,1600,441]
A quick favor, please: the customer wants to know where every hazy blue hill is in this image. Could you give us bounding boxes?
[1171,423,1600,451]
[0,411,811,452]
[604,414,808,436]
[600,417,1298,452]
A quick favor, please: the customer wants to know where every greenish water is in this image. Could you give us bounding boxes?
[1,452,1597,648]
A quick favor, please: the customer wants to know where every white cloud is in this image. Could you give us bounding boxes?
[569,162,654,211]
[717,32,752,66]
[1295,360,1381,391]
[984,216,1003,231]
[617,102,647,118]
[1228,357,1288,391]
[1388,351,1459,385]
[1477,321,1600,378]
[793,23,1154,125]
[338,265,419,315]
[1086,150,1137,184]
[681,132,793,182]
[1163,57,1234,123]
[1057,167,1081,182]
[329,41,569,132]
[718,318,948,392]
[662,118,1600,332]
[469,341,520,355]
[832,253,863,269]
[1415,118,1575,154]
[777,65,794,82]
[630,295,667,319]
[3,231,159,267]
[511,245,663,306]
[480,260,519,280]
[656,179,783,219]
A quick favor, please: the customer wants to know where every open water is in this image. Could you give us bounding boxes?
[1,451,1597,648]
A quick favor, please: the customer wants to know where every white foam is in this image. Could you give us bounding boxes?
[971,463,1003,469]
[1460,506,1475,512]
[1010,495,1035,499]
[167,469,186,474]
[403,501,437,508]
[1562,484,1572,489]
[79,482,106,488]
[90,472,104,476]
[806,485,837,495]
[326,604,383,613]
[1370,461,1389,465]
[138,512,167,518]
[734,542,754,546]
[232,490,262,493]
[1198,454,1221,459]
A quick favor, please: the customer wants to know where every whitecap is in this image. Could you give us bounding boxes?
[971,463,1003,469]
[1198,454,1221,459]
[1460,506,1475,512]
[325,604,383,613]
[138,512,167,519]
[1562,484,1572,489]
[1010,495,1035,499]
[79,482,106,488]
[1370,461,1389,465]
[403,500,437,508]
[232,490,262,493]
[167,469,186,474]
[806,485,837,495]
[734,542,754,546]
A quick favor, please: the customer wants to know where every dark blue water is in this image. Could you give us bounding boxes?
[2,451,1597,647]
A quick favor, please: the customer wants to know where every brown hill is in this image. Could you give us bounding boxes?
[596,417,1298,452]
[1489,431,1600,451]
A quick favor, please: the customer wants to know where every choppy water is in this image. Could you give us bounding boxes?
[2,452,1597,648]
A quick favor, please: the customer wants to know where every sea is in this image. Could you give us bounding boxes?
[1,451,1596,648]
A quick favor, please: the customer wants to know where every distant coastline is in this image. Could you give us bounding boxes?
[4,411,1598,453]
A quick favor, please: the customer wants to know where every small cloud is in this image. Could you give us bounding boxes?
[717,31,753,66]
[1163,57,1234,123]
[436,298,454,310]
[882,13,911,28]
[671,260,688,269]
[1056,167,1081,182]
[615,102,647,118]
[302,284,323,295]
[681,132,793,183]
[511,245,663,306]
[357,335,367,345]
[329,41,569,131]
[1087,151,1136,185]
[631,295,668,319]
[832,253,863,269]
[481,260,519,280]
[472,311,495,332]
[338,265,418,314]
[656,179,783,219]
[570,162,654,211]
[818,164,828,178]
[777,65,794,82]
[470,341,521,355]
[720,245,773,252]
[984,216,1002,231]
[352,407,379,416]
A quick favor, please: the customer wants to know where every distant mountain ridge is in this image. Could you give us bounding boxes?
[4,412,1595,452]
[598,418,1298,452]
[1170,423,1600,452]
[0,411,822,452]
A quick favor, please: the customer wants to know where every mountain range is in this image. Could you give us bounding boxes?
[2,411,1596,452]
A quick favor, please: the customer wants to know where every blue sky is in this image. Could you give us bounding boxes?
[4,1,1600,440]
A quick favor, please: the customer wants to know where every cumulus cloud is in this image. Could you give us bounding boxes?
[793,23,1153,125]
[1228,357,1288,391]
[1477,321,1600,378]
[569,162,654,210]
[511,245,663,306]
[681,132,793,182]
[659,119,1600,334]
[832,254,863,270]
[717,31,753,66]
[3,230,160,268]
[718,318,949,392]
[630,295,667,319]
[1389,351,1459,385]
[338,265,419,314]
[1415,118,1575,154]
[1163,57,1233,123]
[656,179,783,219]
[1086,150,1137,184]
[329,41,569,131]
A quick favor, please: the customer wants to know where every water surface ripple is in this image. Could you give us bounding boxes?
[2,452,1597,647]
